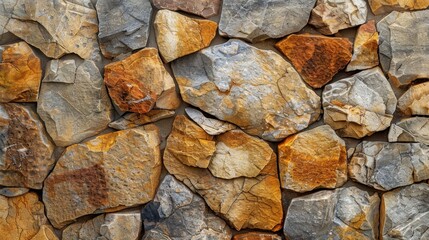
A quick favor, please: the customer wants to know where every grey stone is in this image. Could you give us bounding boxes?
[389,117,429,145]
[109,110,175,130]
[0,187,29,197]
[185,108,236,135]
[218,0,316,42]
[152,0,221,18]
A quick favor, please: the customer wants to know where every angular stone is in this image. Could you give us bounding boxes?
[185,108,236,135]
[96,0,152,58]
[104,48,180,113]
[398,82,429,116]
[109,110,175,130]
[349,141,429,191]
[172,39,321,142]
[0,42,41,102]
[31,225,58,240]
[369,0,429,14]
[284,187,380,240]
[43,125,161,228]
[381,183,429,240]
[0,104,55,189]
[278,125,347,193]
[276,34,352,88]
[233,232,282,240]
[322,67,397,139]
[0,0,98,59]
[389,117,429,145]
[37,59,113,147]
[154,10,217,63]
[309,0,368,35]
[142,175,232,239]
[346,20,379,72]
[378,10,429,87]
[219,0,316,42]
[0,187,29,197]
[152,0,221,18]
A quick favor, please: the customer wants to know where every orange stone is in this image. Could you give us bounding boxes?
[233,232,282,240]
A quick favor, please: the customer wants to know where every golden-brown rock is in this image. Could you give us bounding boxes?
[233,232,282,240]
[369,0,429,14]
[31,225,58,240]
[398,81,429,116]
[109,110,175,130]
[276,34,352,88]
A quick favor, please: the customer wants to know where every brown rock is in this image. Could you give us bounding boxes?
[276,34,352,88]
[233,232,282,240]
[31,225,58,240]
[152,0,221,18]
[398,81,429,116]
[109,110,175,130]
[369,0,429,14]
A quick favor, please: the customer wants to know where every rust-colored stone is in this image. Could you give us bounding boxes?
[369,0,429,14]
[233,232,282,240]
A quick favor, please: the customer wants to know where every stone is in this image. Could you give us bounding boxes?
[142,175,232,239]
[104,48,180,113]
[309,0,368,35]
[378,10,429,87]
[0,104,55,189]
[398,82,429,116]
[0,0,98,59]
[172,39,321,142]
[389,117,429,145]
[349,141,429,191]
[0,187,29,197]
[37,59,113,147]
[152,0,221,18]
[218,0,316,42]
[0,42,41,102]
[380,183,429,240]
[322,67,397,139]
[31,225,58,240]
[154,10,217,63]
[62,209,142,240]
[233,232,282,240]
[276,34,352,88]
[346,20,379,72]
[96,0,152,58]
[278,125,347,193]
[369,0,429,14]
[284,187,380,240]
[109,110,175,130]
[43,125,162,228]
[185,108,236,135]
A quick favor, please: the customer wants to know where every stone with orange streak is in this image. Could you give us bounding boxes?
[233,232,282,240]
[109,110,175,130]
[369,0,429,14]
[398,81,429,116]
[276,34,352,88]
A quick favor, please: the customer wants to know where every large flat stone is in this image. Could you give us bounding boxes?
[369,0,429,14]
[389,117,429,145]
[398,81,429,116]
[152,0,221,18]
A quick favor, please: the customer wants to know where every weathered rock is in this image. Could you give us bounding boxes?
[309,0,368,35]
[0,42,41,102]
[322,67,397,139]
[96,0,152,58]
[154,10,217,63]
[152,0,221,18]
[37,59,113,147]
[381,183,429,240]
[369,0,429,14]
[284,187,380,240]
[109,110,175,130]
[218,0,316,42]
[31,225,58,240]
[43,125,161,228]
[233,232,282,240]
[104,48,180,113]
[0,187,29,197]
[63,209,142,240]
[0,104,55,189]
[346,20,379,72]
[276,34,352,88]
[389,117,429,145]
[398,82,429,116]
[378,10,429,87]
[142,175,232,239]
[0,0,98,59]
[172,39,321,142]
[185,108,236,135]
[278,125,347,192]
[349,141,429,191]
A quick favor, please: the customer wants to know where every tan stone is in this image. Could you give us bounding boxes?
[31,225,58,240]
[185,108,236,135]
[109,110,175,130]
[233,232,282,240]
[388,117,429,145]
[154,10,217,62]
[369,0,429,14]
[398,82,429,116]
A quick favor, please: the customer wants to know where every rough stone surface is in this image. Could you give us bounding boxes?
[278,125,347,193]
[369,0,429,14]
[142,175,232,239]
[96,0,152,58]
[218,0,316,42]
[0,42,41,102]
[309,0,368,35]
[276,34,352,88]
[172,39,321,142]
[104,48,180,113]
[0,187,29,197]
[185,108,236,135]
[154,10,217,63]
[233,232,282,240]
[346,20,379,72]
[378,10,429,87]
[349,141,429,191]
[323,67,397,139]
[389,117,429,145]
[381,183,429,240]
[37,59,113,147]
[43,125,162,228]
[284,187,380,240]
[0,104,55,189]
[31,225,58,240]
[109,110,175,130]
[398,81,429,116]
[0,0,98,59]
[152,0,221,18]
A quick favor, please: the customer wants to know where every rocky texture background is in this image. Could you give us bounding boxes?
[1,0,429,239]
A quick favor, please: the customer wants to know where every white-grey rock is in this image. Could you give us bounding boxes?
[389,117,429,145]
[185,108,236,135]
